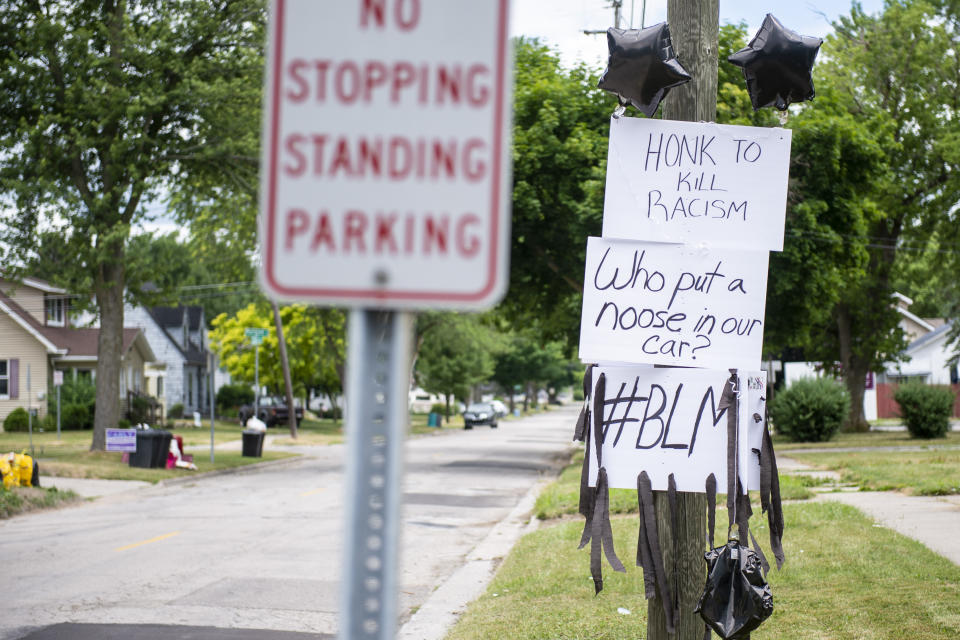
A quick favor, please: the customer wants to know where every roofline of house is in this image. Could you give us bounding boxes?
[20,277,68,294]
[892,291,914,306]
[0,299,67,355]
[897,306,936,333]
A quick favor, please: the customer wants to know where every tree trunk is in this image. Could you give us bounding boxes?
[836,304,870,431]
[508,393,515,415]
[92,260,125,451]
[522,382,530,412]
[272,302,298,439]
[647,2,718,638]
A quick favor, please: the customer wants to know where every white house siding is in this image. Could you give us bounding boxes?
[0,313,49,423]
[125,305,185,414]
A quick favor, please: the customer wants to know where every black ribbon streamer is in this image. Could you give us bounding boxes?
[705,473,717,550]
[578,373,625,594]
[573,365,594,442]
[717,370,739,537]
[637,471,676,633]
[760,422,786,569]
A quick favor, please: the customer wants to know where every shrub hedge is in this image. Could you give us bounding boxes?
[769,377,849,442]
[894,383,955,439]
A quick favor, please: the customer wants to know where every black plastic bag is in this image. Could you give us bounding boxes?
[695,540,773,639]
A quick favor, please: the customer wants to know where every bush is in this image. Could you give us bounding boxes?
[769,377,849,442]
[3,408,30,432]
[216,384,254,412]
[169,403,184,419]
[50,375,96,428]
[894,383,955,439]
[429,402,447,415]
[129,396,152,424]
[319,407,342,420]
[41,413,56,431]
[117,419,131,429]
[62,403,92,430]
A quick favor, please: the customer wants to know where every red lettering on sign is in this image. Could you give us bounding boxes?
[282,208,484,259]
[283,59,491,108]
[282,133,489,182]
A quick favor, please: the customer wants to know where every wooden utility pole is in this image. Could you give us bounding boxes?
[648,2,719,639]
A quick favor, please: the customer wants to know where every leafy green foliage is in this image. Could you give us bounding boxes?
[503,38,615,346]
[168,403,185,420]
[62,403,92,430]
[3,408,30,433]
[416,314,498,417]
[208,303,345,397]
[0,0,266,448]
[769,377,850,442]
[216,384,255,413]
[894,384,956,439]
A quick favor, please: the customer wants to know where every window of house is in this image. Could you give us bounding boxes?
[187,371,193,406]
[157,376,164,397]
[0,360,8,397]
[45,296,65,327]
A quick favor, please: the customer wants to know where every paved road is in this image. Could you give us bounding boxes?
[0,407,578,640]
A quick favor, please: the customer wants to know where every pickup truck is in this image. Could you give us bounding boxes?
[239,396,304,427]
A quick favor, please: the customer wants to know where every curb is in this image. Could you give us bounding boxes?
[156,453,307,488]
[396,444,576,640]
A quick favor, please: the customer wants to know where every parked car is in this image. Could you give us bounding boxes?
[239,396,304,427]
[490,400,508,418]
[463,402,498,429]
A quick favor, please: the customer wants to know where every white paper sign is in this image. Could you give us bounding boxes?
[586,366,759,492]
[578,237,769,370]
[602,117,791,251]
[741,371,767,491]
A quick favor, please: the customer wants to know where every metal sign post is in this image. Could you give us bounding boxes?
[54,370,63,439]
[341,310,412,640]
[245,328,269,421]
[209,352,217,463]
[27,363,34,458]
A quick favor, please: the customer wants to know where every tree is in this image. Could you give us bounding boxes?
[415,314,498,419]
[767,1,960,429]
[492,331,576,411]
[0,1,265,449]
[503,38,615,347]
[208,303,345,400]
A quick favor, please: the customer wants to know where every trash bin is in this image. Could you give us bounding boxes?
[152,431,172,468]
[242,429,265,457]
[129,430,157,468]
[427,412,442,427]
[129,430,173,468]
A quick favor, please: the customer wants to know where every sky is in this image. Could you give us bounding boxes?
[509,0,886,69]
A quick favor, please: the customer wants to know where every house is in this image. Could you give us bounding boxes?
[124,305,210,416]
[783,292,959,420]
[0,277,156,424]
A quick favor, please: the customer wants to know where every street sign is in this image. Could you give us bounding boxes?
[245,327,269,345]
[53,370,63,386]
[258,0,513,310]
[106,429,137,453]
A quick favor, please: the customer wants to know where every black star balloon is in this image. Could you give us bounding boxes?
[597,23,691,117]
[728,14,823,110]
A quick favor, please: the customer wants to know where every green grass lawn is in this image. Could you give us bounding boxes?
[0,486,82,519]
[790,448,960,496]
[0,429,297,482]
[774,430,960,451]
[445,502,960,640]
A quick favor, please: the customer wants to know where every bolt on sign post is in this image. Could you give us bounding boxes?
[53,370,64,439]
[258,2,513,639]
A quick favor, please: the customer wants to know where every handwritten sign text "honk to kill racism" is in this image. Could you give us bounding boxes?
[602,117,791,251]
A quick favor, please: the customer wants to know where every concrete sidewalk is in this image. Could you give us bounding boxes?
[779,454,960,566]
